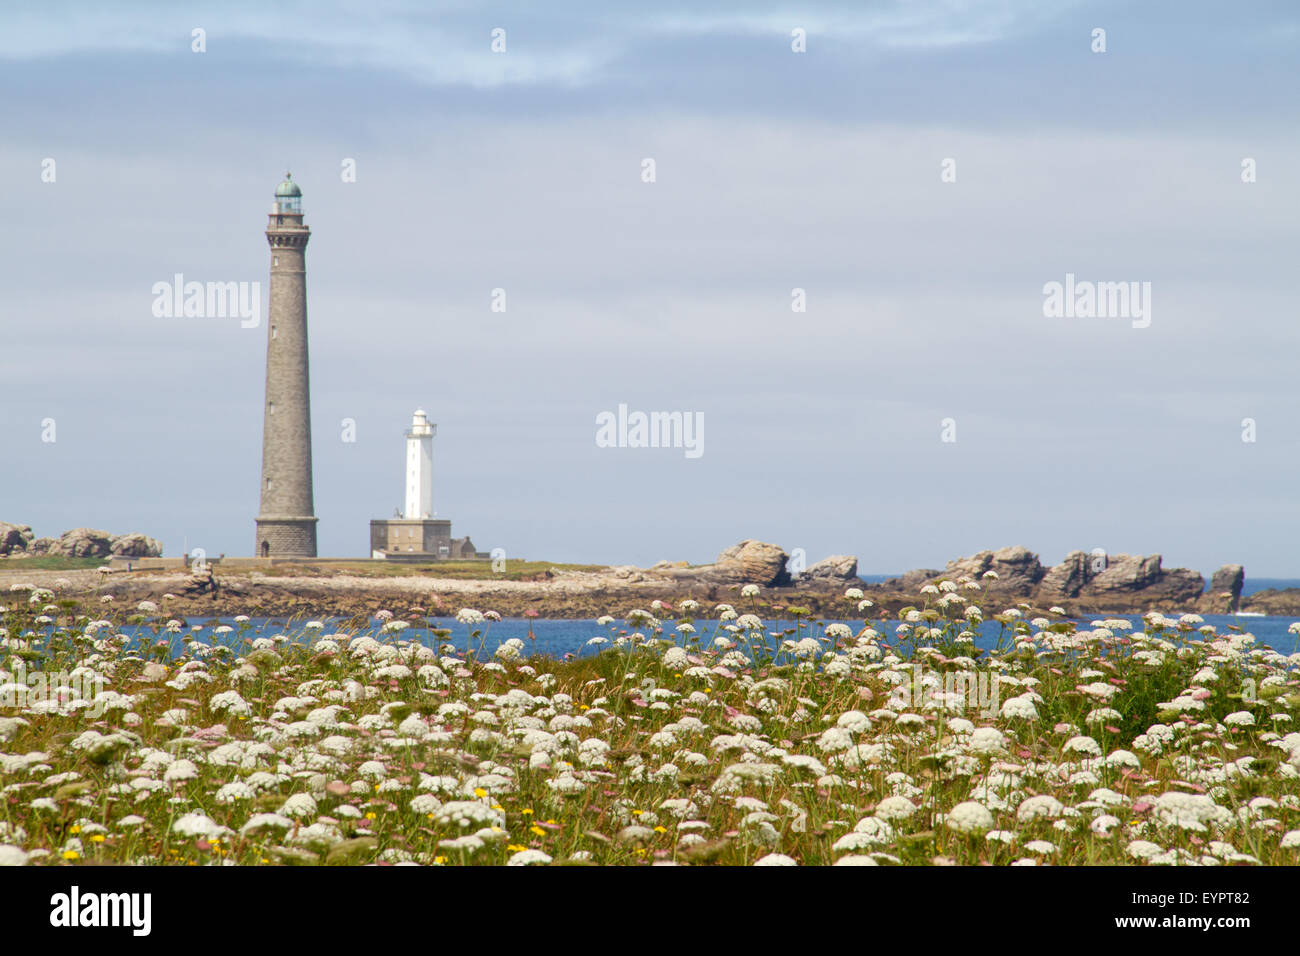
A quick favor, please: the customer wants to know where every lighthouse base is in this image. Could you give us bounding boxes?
[254,516,318,558]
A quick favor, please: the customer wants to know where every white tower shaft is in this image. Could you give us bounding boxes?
[404,409,435,519]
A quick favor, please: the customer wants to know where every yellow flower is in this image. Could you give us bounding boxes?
[579,704,589,711]
[492,804,504,811]
[365,812,377,820]
[427,813,435,821]
[474,787,488,798]
[62,850,79,860]
[260,858,270,864]
[90,834,106,843]
[434,855,448,864]
[530,825,546,837]
[69,825,82,834]
[653,826,667,834]
[521,808,534,815]
[545,819,558,825]
[507,844,527,852]
[631,810,644,817]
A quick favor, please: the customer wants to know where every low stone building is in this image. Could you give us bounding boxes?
[368,518,481,559]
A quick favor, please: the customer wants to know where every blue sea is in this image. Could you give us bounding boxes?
[119,611,1300,661]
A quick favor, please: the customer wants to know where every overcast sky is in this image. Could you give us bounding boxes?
[2,1,1298,576]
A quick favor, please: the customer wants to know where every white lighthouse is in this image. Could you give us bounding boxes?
[404,409,435,520]
[369,409,482,560]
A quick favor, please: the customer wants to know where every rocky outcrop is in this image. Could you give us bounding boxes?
[1087,553,1163,592]
[0,524,163,559]
[109,533,164,558]
[798,554,858,584]
[0,522,33,555]
[893,568,942,591]
[943,546,1046,592]
[635,542,858,592]
[714,540,792,587]
[55,528,115,557]
[1039,550,1091,597]
[25,537,58,556]
[1206,564,1245,612]
[881,546,1222,611]
[1088,555,1203,603]
[1038,552,1203,605]
[1238,588,1300,616]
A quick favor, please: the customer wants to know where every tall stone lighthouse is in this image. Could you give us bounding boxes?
[254,173,318,558]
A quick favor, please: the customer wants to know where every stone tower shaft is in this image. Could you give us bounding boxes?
[254,173,318,557]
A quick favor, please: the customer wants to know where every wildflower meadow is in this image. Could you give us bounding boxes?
[2,577,1298,867]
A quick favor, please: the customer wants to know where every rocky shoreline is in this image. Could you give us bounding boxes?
[4,539,1300,621]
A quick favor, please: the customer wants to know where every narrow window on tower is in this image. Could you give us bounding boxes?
[271,325,277,339]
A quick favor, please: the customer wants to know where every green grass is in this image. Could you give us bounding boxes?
[0,556,104,571]
[251,560,608,581]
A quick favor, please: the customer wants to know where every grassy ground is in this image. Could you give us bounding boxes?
[250,560,609,581]
[1,584,1297,867]
[0,557,105,571]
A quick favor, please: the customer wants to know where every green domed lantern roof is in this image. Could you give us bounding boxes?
[274,172,302,213]
[275,172,302,198]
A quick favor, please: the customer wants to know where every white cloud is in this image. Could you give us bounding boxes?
[0,0,1082,87]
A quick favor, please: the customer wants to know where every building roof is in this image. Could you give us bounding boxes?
[275,172,302,198]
